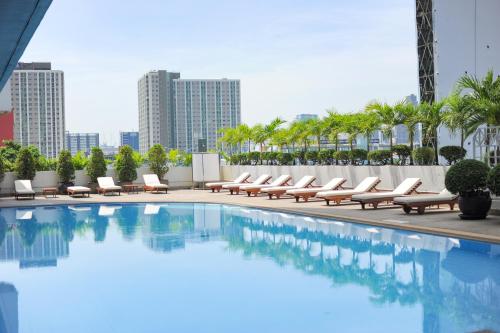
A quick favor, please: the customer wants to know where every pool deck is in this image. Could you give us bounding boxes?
[2,189,500,243]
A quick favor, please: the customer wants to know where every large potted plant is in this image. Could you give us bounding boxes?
[445,159,491,220]
[56,150,75,193]
[115,145,138,184]
[15,147,37,180]
[147,144,169,183]
[86,147,107,191]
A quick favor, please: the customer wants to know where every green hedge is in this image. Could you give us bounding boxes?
[368,150,391,165]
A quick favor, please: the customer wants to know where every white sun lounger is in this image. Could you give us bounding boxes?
[393,189,458,214]
[316,177,381,205]
[67,186,91,197]
[206,172,251,192]
[262,175,317,199]
[14,180,36,200]
[97,177,122,195]
[223,174,272,195]
[286,177,347,202]
[143,174,168,194]
[351,178,422,209]
[240,175,292,196]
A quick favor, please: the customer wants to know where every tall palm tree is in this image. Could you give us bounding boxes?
[442,93,474,149]
[324,110,343,164]
[264,117,286,152]
[365,101,402,164]
[236,124,253,152]
[270,128,289,152]
[307,118,327,151]
[287,121,304,155]
[341,113,362,163]
[218,127,238,155]
[418,100,446,164]
[358,112,381,157]
[396,102,421,165]
[251,124,267,164]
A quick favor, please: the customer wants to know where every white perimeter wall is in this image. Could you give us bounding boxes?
[432,0,500,157]
[0,166,192,194]
[221,165,449,192]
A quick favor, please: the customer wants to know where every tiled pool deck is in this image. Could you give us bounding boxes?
[2,189,500,243]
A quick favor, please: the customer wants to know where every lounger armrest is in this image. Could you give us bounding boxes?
[414,190,439,194]
[373,188,393,192]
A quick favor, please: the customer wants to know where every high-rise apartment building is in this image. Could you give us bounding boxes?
[138,71,241,153]
[120,131,139,151]
[11,62,65,158]
[138,70,180,154]
[295,114,318,122]
[174,79,241,152]
[65,132,99,156]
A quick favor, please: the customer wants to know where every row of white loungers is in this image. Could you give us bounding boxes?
[210,173,458,214]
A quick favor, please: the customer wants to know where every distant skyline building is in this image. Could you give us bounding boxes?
[138,70,180,154]
[295,114,318,122]
[11,62,65,158]
[65,132,99,156]
[100,144,119,159]
[174,79,241,152]
[138,70,241,153]
[120,131,139,151]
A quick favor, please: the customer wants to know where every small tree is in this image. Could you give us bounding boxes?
[147,144,169,180]
[86,147,107,183]
[439,146,466,165]
[392,145,412,165]
[56,150,75,183]
[72,151,88,170]
[115,145,138,183]
[0,155,5,183]
[15,147,37,180]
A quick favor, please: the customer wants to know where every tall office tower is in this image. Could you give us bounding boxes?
[10,62,65,158]
[174,79,241,152]
[120,131,139,151]
[415,0,500,157]
[65,132,99,156]
[295,114,318,122]
[138,70,180,154]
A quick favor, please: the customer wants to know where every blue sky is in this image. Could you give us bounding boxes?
[21,0,418,145]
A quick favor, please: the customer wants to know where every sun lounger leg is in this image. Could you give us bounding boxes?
[403,205,412,214]
[268,193,272,199]
[361,203,366,209]
[325,199,330,206]
[295,196,299,202]
[449,203,455,210]
[211,188,214,193]
[417,206,425,215]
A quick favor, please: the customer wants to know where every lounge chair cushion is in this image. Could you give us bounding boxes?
[351,178,421,201]
[394,189,457,204]
[316,177,380,198]
[206,172,250,187]
[97,177,121,190]
[15,180,35,194]
[223,174,271,189]
[143,174,168,188]
[262,175,315,193]
[287,178,346,195]
[67,186,91,193]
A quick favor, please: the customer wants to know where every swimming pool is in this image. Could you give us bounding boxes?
[0,203,498,333]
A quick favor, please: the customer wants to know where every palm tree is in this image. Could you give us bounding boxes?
[263,117,286,152]
[287,121,304,157]
[418,100,446,164]
[324,110,343,164]
[358,112,381,158]
[442,93,474,149]
[341,113,362,163]
[397,102,421,165]
[307,118,327,151]
[236,124,253,152]
[270,128,289,152]
[251,124,267,164]
[365,101,402,164]
[218,127,238,155]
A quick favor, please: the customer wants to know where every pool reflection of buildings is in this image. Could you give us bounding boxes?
[141,204,222,252]
[0,283,18,333]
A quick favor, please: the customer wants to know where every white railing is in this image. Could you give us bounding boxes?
[472,126,500,165]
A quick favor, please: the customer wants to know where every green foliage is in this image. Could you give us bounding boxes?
[305,151,319,164]
[349,149,367,165]
[248,152,260,165]
[56,150,75,183]
[115,145,138,182]
[292,150,306,165]
[87,147,107,183]
[333,151,350,165]
[368,150,392,165]
[0,141,21,165]
[0,155,4,182]
[229,154,241,165]
[37,155,57,171]
[277,152,293,165]
[445,159,489,194]
[147,144,169,179]
[318,149,335,165]
[133,151,144,167]
[439,146,466,165]
[15,147,37,180]
[392,145,412,165]
[72,151,88,170]
[412,147,435,165]
[167,149,192,166]
[487,165,500,196]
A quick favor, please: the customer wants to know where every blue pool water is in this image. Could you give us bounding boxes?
[0,203,499,333]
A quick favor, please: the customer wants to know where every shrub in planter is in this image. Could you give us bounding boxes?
[439,145,466,165]
[318,149,334,165]
[445,159,491,219]
[148,144,169,180]
[268,152,278,165]
[368,150,391,165]
[349,149,367,165]
[56,150,75,193]
[333,151,350,165]
[87,147,107,184]
[305,151,319,164]
[392,145,411,165]
[277,152,293,165]
[15,147,37,180]
[229,154,240,165]
[412,147,435,165]
[248,152,260,165]
[487,165,500,196]
[72,151,88,170]
[292,151,306,165]
[115,145,138,183]
[0,155,5,183]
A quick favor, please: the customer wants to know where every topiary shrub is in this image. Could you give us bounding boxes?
[305,151,319,164]
[115,145,138,183]
[229,154,240,165]
[277,152,293,165]
[292,151,306,165]
[238,152,249,165]
[333,151,350,165]
[248,152,260,165]
[445,159,489,194]
[368,150,391,165]
[349,149,367,165]
[15,147,37,180]
[87,147,107,183]
[392,145,411,165]
[439,145,466,165]
[412,147,435,165]
[487,165,500,196]
[268,152,278,165]
[56,150,75,183]
[148,144,169,180]
[318,149,334,165]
